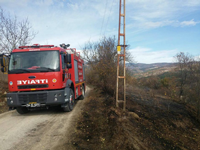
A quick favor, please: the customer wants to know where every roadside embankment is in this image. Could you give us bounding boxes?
[61,86,200,150]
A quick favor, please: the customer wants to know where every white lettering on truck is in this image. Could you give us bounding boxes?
[22,80,27,84]
[17,80,22,85]
[17,79,48,85]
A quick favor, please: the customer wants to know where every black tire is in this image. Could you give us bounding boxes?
[16,107,29,114]
[62,88,75,112]
[79,85,85,100]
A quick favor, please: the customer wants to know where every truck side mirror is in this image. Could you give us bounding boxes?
[64,55,67,63]
[0,58,5,67]
[66,54,71,63]
[1,67,5,73]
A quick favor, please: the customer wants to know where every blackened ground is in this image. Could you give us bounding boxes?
[126,86,200,150]
[69,86,200,150]
[68,88,142,150]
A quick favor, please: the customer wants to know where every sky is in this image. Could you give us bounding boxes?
[0,0,200,64]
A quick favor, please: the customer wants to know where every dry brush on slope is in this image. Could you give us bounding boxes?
[69,86,200,150]
[0,79,9,113]
[83,36,134,96]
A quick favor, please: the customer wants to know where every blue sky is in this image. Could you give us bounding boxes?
[0,0,200,63]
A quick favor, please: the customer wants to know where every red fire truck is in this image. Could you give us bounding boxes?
[0,44,86,114]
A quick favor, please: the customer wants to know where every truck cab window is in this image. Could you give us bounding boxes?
[61,54,66,69]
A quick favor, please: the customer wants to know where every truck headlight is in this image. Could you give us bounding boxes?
[7,97,12,100]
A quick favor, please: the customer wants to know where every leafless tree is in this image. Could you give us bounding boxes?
[83,36,134,95]
[187,59,200,120]
[175,52,200,120]
[83,36,133,65]
[0,7,37,53]
[174,52,193,99]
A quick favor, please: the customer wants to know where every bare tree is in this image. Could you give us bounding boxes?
[83,36,133,65]
[174,52,192,99]
[0,7,36,53]
[83,36,134,95]
[175,52,200,120]
[187,59,200,120]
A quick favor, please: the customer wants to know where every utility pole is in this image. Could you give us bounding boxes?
[116,0,126,111]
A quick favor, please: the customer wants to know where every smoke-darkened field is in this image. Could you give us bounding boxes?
[69,86,200,150]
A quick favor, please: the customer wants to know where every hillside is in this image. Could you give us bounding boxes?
[127,63,177,78]
[62,86,200,150]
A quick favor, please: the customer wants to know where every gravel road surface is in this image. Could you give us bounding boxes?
[0,87,90,150]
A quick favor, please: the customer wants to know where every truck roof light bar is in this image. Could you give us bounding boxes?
[60,43,70,49]
[19,44,54,49]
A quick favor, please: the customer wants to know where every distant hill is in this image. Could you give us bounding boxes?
[127,63,177,78]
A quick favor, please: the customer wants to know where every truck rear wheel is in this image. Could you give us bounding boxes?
[62,88,75,112]
[16,107,29,114]
[79,85,85,100]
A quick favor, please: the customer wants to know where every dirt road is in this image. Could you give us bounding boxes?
[0,87,90,150]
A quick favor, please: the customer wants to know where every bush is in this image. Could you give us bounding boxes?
[83,36,133,96]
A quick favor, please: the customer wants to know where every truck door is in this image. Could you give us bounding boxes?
[61,54,67,84]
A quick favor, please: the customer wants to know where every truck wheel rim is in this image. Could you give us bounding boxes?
[70,94,74,106]
[64,89,67,101]
[82,87,85,96]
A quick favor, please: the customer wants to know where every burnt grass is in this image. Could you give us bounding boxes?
[126,89,200,150]
[71,86,200,150]
[71,88,138,150]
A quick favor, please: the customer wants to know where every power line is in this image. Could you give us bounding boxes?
[103,0,115,36]
[100,0,108,37]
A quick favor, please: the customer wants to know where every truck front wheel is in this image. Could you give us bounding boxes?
[16,107,29,114]
[62,88,75,112]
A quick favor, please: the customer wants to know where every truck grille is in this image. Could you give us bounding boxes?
[18,84,48,89]
[18,93,47,104]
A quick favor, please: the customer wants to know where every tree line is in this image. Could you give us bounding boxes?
[138,52,200,121]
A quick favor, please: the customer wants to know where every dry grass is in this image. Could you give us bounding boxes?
[126,85,200,150]
[67,85,200,150]
[0,76,9,114]
[0,72,8,82]
[69,88,141,150]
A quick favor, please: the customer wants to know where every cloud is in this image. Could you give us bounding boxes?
[139,20,174,29]
[180,19,199,27]
[0,0,114,49]
[34,0,53,6]
[127,0,200,19]
[127,0,200,29]
[0,0,199,54]
[128,19,200,29]
[194,55,200,61]
[129,47,178,64]
[66,2,79,10]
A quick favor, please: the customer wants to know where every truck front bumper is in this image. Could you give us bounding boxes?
[7,89,66,107]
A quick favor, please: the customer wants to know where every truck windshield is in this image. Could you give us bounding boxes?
[9,51,60,74]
